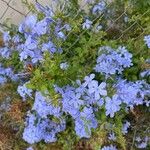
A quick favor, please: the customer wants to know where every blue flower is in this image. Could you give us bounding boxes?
[61,87,83,118]
[23,113,66,144]
[101,145,117,150]
[94,46,132,76]
[135,136,142,142]
[137,142,147,149]
[17,83,33,101]
[136,136,149,149]
[34,19,49,36]
[88,80,107,100]
[3,32,11,43]
[140,59,150,77]
[19,15,37,33]
[42,41,57,54]
[122,121,130,135]
[57,31,66,40]
[141,69,150,77]
[12,35,20,44]
[23,113,43,144]
[19,49,34,61]
[26,147,34,150]
[75,107,97,138]
[97,98,104,107]
[4,68,13,78]
[25,36,37,50]
[32,91,61,118]
[105,95,121,118]
[116,79,145,108]
[0,65,18,83]
[31,50,43,64]
[0,47,10,58]
[83,74,95,87]
[144,35,150,48]
[92,1,106,15]
[82,19,93,29]
[60,62,69,70]
[117,46,133,67]
[108,132,116,141]
[64,24,71,31]
[19,36,38,61]
[76,80,86,95]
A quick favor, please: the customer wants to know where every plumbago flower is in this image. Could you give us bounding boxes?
[116,79,150,108]
[122,121,130,135]
[94,46,133,76]
[54,74,107,138]
[88,81,107,100]
[108,132,116,141]
[101,145,117,150]
[21,70,150,143]
[60,62,69,70]
[23,91,65,144]
[75,106,98,138]
[3,31,11,43]
[82,19,93,29]
[0,64,18,84]
[92,0,106,15]
[83,73,95,87]
[0,3,71,68]
[17,82,33,101]
[23,112,66,144]
[32,91,61,118]
[105,95,121,118]
[102,78,150,118]
[0,47,11,58]
[135,136,149,149]
[0,1,150,149]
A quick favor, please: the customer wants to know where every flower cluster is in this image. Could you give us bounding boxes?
[23,91,65,144]
[0,1,149,149]
[0,4,71,68]
[94,46,133,76]
[0,63,18,85]
[23,112,66,144]
[17,14,64,63]
[116,79,150,108]
[92,0,106,15]
[17,82,33,101]
[135,136,149,149]
[101,145,117,150]
[55,73,107,138]
[32,91,61,118]
[105,95,121,118]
